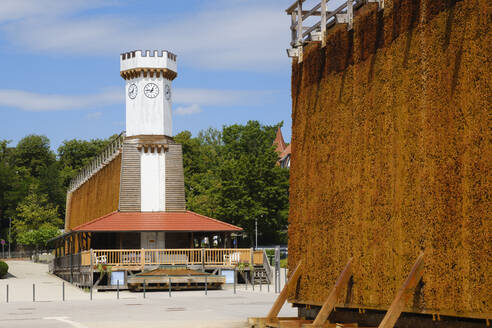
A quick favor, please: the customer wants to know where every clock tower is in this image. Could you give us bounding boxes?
[119,50,183,214]
[120,50,177,137]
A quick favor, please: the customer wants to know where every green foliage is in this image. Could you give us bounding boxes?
[0,124,288,247]
[280,258,288,269]
[14,184,62,231]
[16,225,60,248]
[0,134,116,248]
[177,121,290,245]
[13,184,62,249]
[57,136,114,188]
[97,263,112,275]
[12,135,55,178]
[0,260,8,278]
[237,262,252,272]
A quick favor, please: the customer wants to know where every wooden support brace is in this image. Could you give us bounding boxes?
[377,253,425,328]
[304,258,353,327]
[267,260,303,319]
[249,261,304,327]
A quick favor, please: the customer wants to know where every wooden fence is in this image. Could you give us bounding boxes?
[286,0,384,58]
[78,248,263,268]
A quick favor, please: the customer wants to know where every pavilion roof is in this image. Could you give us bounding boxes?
[71,211,243,232]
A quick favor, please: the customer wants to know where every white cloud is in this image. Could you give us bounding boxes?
[0,87,273,112]
[174,88,273,107]
[174,104,202,116]
[0,88,122,111]
[0,0,115,22]
[0,1,291,71]
[87,111,103,119]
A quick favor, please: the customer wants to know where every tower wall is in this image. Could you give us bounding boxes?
[165,144,186,211]
[289,0,490,318]
[120,50,177,138]
[119,141,141,212]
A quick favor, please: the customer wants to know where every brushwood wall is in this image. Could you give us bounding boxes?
[66,154,122,230]
[289,0,490,318]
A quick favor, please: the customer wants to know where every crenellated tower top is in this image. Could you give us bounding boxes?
[120,49,178,137]
[120,50,177,81]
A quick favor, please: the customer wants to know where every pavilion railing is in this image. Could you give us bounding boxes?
[80,248,264,268]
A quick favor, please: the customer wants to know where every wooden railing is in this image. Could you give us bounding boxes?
[68,132,125,192]
[83,248,264,268]
[286,0,383,58]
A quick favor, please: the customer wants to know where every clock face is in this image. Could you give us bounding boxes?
[164,84,171,100]
[144,83,159,98]
[128,83,137,99]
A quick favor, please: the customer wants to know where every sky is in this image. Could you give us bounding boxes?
[0,0,347,150]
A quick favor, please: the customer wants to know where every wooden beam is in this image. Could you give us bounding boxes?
[377,253,425,328]
[286,0,306,14]
[308,258,353,327]
[320,0,327,47]
[267,260,303,319]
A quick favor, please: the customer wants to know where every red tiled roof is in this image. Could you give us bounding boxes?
[273,127,286,153]
[279,144,291,160]
[71,211,243,232]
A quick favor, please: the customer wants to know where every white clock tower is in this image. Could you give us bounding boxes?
[119,50,181,214]
[120,50,177,137]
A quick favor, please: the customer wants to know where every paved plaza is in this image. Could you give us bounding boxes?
[0,260,295,328]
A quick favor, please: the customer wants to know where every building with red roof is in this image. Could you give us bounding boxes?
[273,127,291,169]
[51,50,243,261]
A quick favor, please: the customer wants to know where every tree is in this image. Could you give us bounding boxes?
[177,121,290,245]
[13,184,62,249]
[11,135,55,178]
[175,128,223,217]
[16,225,60,249]
[57,136,115,188]
[216,121,289,244]
[0,140,15,241]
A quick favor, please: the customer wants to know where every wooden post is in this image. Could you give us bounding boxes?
[89,248,94,292]
[267,260,303,319]
[201,248,205,271]
[320,0,327,47]
[141,248,145,270]
[347,0,353,30]
[250,247,255,288]
[378,253,425,328]
[296,0,303,45]
[291,10,297,47]
[310,258,353,326]
[69,234,73,283]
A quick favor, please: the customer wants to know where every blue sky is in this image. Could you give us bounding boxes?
[0,0,300,150]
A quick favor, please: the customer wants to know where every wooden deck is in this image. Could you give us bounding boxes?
[80,248,264,270]
[127,267,225,291]
[52,248,270,288]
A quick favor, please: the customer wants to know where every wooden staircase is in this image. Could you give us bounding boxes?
[252,265,271,284]
[252,249,273,284]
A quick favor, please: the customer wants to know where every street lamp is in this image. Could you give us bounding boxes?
[8,217,11,258]
[255,218,258,250]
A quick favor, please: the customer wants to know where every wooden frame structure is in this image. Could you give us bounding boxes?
[285,0,384,60]
[52,247,271,289]
[249,254,425,328]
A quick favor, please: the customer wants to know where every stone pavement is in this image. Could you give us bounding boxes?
[0,260,297,327]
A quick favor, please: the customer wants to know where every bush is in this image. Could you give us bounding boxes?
[280,258,288,269]
[0,260,8,278]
